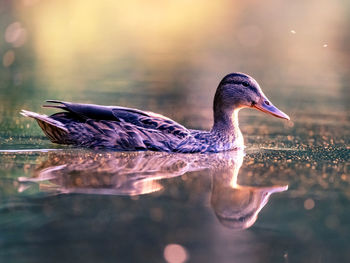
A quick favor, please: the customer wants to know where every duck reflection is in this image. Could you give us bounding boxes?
[211,169,287,229]
[19,150,287,229]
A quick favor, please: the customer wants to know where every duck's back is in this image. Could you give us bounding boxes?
[22,101,196,152]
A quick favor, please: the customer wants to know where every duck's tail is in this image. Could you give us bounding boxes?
[20,110,68,143]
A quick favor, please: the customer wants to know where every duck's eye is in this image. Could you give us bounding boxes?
[242,82,249,87]
[264,100,270,106]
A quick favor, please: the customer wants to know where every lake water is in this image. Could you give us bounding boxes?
[0,1,349,262]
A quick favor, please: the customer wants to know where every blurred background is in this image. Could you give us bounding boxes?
[0,0,349,140]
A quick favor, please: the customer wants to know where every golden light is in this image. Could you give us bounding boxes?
[15,0,234,88]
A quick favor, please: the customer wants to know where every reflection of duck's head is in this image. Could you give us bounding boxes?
[213,73,290,123]
[207,149,288,230]
[211,176,288,230]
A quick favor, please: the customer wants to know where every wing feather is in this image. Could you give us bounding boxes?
[45,100,190,139]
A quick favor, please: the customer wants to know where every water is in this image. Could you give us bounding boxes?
[0,0,350,262]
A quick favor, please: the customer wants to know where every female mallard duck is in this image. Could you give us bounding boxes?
[21,73,289,153]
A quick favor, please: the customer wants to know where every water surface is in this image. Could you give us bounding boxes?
[0,0,349,262]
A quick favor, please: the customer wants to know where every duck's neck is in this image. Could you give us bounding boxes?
[211,106,243,147]
[212,108,239,133]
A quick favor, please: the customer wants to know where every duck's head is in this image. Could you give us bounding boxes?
[214,72,290,120]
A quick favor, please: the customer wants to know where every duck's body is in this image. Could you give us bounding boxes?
[21,73,289,153]
[21,102,242,153]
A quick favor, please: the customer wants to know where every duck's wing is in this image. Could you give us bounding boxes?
[44,100,190,138]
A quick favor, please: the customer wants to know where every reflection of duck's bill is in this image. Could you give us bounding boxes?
[262,185,289,193]
[259,185,288,209]
[253,101,290,120]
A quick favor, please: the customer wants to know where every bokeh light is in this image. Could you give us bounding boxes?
[304,198,315,210]
[2,50,15,67]
[164,244,188,263]
[5,22,27,47]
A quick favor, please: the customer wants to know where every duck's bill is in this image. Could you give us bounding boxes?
[253,100,290,120]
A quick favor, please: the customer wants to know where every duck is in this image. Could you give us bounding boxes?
[20,72,290,153]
